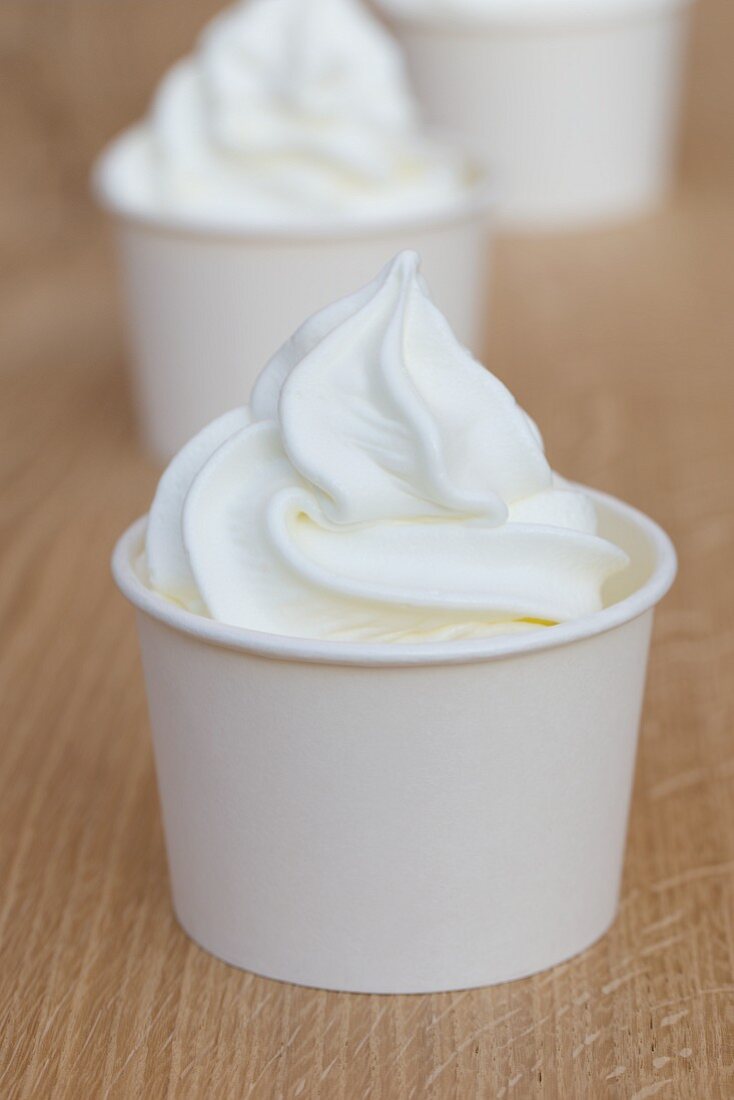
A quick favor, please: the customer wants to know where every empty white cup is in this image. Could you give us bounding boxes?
[94,152,493,462]
[113,487,676,994]
[377,0,693,228]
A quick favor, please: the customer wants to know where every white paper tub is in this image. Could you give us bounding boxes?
[378,0,692,228]
[93,158,493,462]
[113,487,676,993]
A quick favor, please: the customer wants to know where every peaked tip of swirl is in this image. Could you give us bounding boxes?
[379,249,424,287]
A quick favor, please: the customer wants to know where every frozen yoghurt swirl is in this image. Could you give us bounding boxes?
[146,252,629,643]
[98,0,470,227]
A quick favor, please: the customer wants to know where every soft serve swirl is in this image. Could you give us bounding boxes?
[100,0,469,227]
[146,252,629,642]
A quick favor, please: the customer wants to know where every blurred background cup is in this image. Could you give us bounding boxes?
[376,0,694,229]
[93,147,493,464]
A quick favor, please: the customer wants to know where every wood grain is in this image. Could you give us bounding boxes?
[1,1,734,1097]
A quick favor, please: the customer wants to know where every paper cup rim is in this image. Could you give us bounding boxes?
[112,486,677,668]
[376,0,692,30]
[91,134,495,244]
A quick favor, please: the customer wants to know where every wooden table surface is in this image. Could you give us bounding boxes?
[2,2,734,1097]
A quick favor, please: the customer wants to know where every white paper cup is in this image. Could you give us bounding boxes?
[93,155,493,462]
[113,487,676,993]
[378,0,692,228]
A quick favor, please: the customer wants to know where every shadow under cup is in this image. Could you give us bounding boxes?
[113,487,676,994]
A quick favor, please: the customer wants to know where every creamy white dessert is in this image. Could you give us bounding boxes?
[98,0,471,228]
[144,252,629,642]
